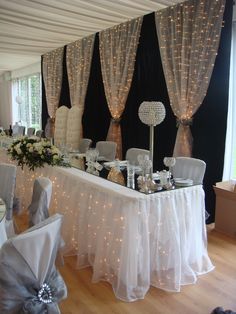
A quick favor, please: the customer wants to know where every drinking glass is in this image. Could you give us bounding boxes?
[163,157,176,176]
[127,163,135,189]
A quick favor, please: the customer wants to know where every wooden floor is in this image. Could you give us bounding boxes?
[15,213,236,314]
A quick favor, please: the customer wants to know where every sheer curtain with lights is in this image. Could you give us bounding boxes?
[12,73,42,130]
[223,19,236,180]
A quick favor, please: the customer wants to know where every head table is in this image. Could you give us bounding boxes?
[0,148,214,302]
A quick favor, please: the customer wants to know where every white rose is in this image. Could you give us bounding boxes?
[52,147,59,154]
[16,147,22,154]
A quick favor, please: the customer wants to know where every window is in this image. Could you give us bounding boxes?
[13,73,42,130]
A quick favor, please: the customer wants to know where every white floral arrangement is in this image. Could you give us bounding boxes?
[7,136,70,171]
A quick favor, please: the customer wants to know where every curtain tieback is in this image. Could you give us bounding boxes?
[176,118,193,127]
[111,117,121,124]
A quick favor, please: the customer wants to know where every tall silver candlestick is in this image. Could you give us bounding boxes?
[138,101,166,177]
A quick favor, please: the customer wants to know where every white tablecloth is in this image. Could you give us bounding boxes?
[0,149,214,301]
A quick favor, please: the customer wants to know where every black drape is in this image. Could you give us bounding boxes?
[83,33,110,146]
[41,0,233,222]
[192,0,233,223]
[121,13,177,172]
[59,46,71,109]
[41,55,48,131]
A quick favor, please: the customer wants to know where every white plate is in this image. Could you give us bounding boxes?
[104,160,128,169]
[175,179,193,186]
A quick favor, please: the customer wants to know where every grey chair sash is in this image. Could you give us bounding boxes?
[0,240,67,313]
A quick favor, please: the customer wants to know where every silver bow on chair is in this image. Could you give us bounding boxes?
[0,214,67,314]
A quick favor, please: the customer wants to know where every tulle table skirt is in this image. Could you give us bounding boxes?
[0,149,214,302]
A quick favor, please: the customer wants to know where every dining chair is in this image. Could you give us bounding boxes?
[79,138,92,153]
[0,163,17,237]
[35,129,44,138]
[12,125,25,137]
[12,124,19,136]
[27,127,35,136]
[125,148,150,165]
[18,126,25,136]
[66,106,81,151]
[171,157,206,184]
[95,141,117,161]
[28,177,65,266]
[28,177,52,227]
[0,213,67,313]
[0,200,7,249]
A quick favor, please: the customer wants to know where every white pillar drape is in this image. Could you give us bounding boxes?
[223,21,236,180]
[155,0,225,157]
[99,17,143,159]
[0,72,12,129]
[66,34,95,139]
[42,47,64,119]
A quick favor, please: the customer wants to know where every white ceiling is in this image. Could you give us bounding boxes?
[0,0,185,76]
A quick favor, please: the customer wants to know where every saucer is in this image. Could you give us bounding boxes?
[174,179,193,186]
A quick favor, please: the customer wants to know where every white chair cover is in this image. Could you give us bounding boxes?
[54,106,69,148]
[66,106,83,151]
[171,157,206,184]
[78,138,92,153]
[0,202,7,248]
[12,124,19,136]
[0,214,67,313]
[28,177,52,227]
[28,177,65,266]
[35,130,44,138]
[0,163,16,220]
[0,217,7,249]
[27,127,35,136]
[96,141,117,161]
[18,126,25,136]
[12,125,25,136]
[125,148,150,165]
